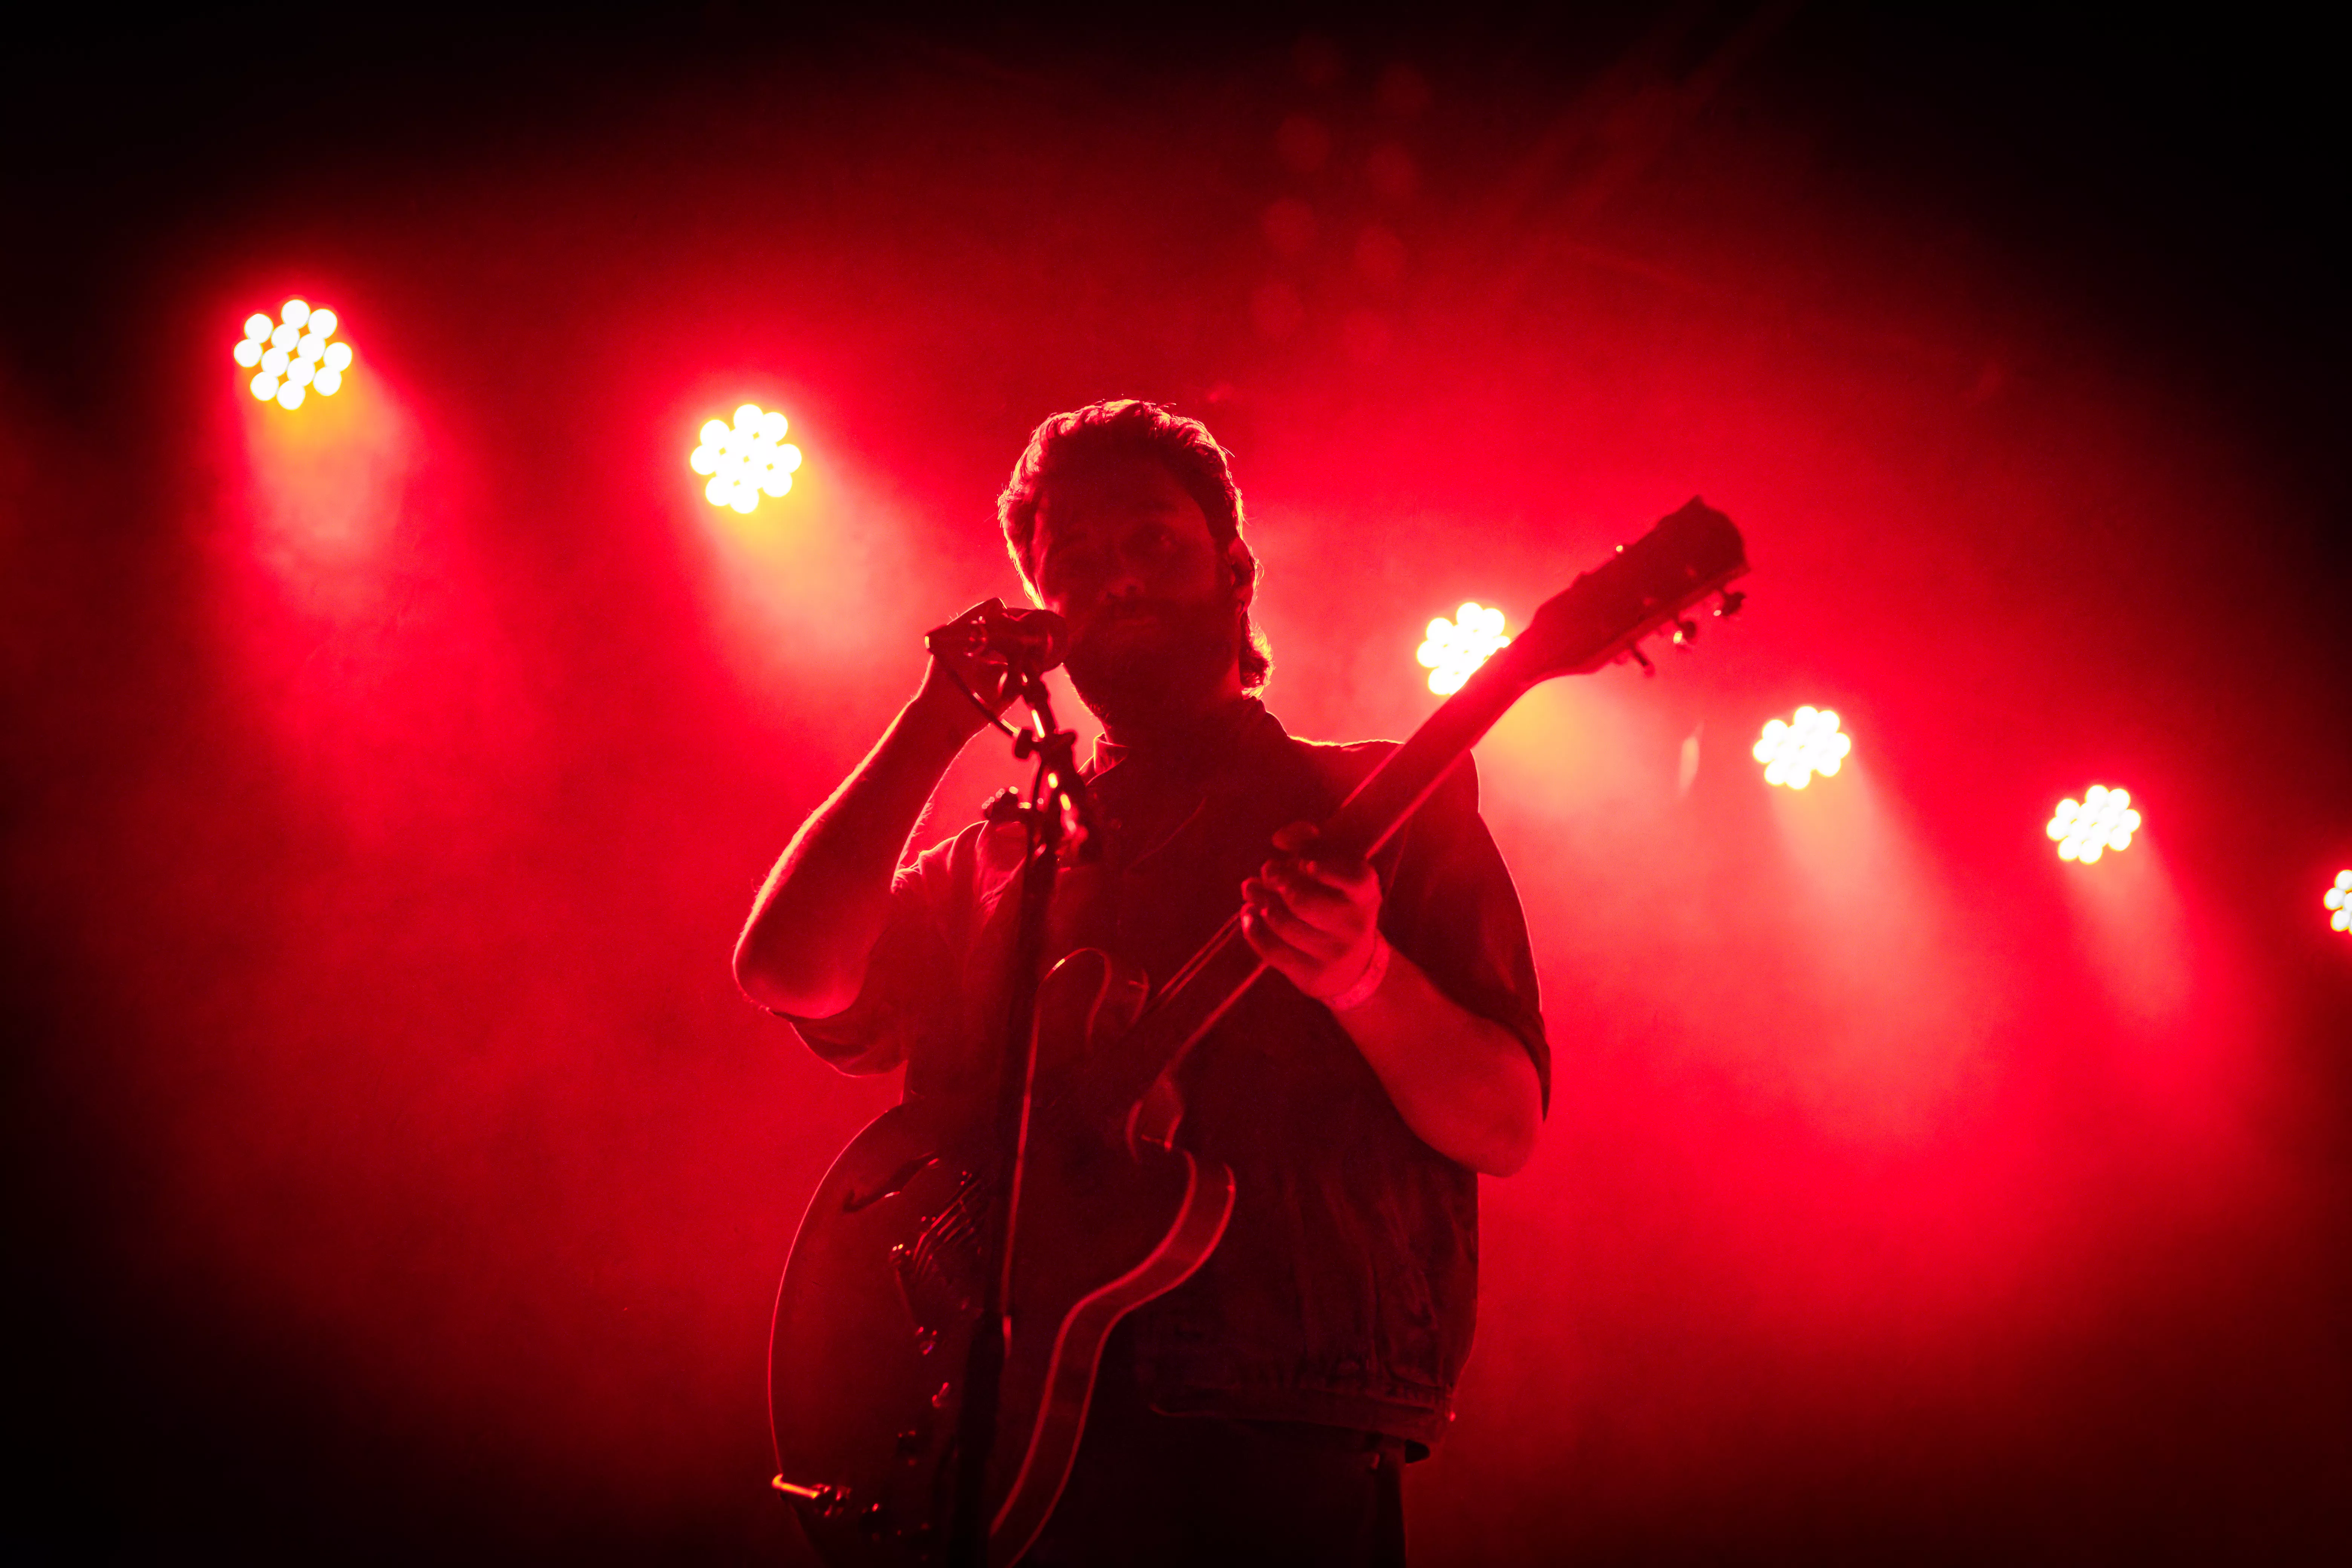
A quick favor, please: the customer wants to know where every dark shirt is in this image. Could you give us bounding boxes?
[787,698,1548,1450]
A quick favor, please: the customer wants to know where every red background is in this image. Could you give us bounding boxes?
[7,9,2347,1561]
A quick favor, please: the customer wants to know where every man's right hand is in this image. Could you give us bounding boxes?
[910,599,1030,741]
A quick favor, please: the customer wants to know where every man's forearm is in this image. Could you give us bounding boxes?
[1331,948,1543,1177]
[733,691,977,1017]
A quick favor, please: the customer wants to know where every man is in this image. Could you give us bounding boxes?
[736,400,1547,1565]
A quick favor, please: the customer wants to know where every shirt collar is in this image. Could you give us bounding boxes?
[1087,696,1282,781]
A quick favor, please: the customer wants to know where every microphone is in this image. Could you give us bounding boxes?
[924,598,1069,673]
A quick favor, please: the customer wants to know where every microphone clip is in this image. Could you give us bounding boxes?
[923,597,1069,677]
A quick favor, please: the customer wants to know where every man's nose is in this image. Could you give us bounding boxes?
[1101,558,1148,600]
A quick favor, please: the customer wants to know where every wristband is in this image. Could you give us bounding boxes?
[1322,934,1391,1013]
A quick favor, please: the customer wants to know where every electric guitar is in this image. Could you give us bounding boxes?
[769,498,1749,1565]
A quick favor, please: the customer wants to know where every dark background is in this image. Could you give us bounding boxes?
[6,5,2347,1562]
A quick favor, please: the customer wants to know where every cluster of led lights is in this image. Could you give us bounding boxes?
[1753,706,1851,790]
[1401,604,2198,877]
[235,300,353,409]
[212,300,2334,926]
[691,404,802,514]
[1417,603,1511,695]
[2046,784,2141,864]
[1395,593,2211,882]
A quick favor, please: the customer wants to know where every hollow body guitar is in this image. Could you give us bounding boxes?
[769,499,1749,1566]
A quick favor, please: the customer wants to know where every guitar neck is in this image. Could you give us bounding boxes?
[1064,496,1746,1141]
[1077,654,1537,1132]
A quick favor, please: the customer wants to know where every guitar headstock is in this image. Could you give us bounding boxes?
[1496,497,1749,685]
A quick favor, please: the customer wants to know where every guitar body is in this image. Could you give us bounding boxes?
[770,948,1238,1568]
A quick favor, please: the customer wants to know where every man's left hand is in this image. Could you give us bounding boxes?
[1240,822,1386,1004]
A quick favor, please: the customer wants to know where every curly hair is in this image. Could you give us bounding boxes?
[996,399,1272,690]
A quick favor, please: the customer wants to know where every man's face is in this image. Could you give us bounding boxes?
[1032,451,1243,725]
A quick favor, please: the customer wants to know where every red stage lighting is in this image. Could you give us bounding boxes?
[1416,602,1510,695]
[2046,784,2141,863]
[2326,871,2351,934]
[1753,706,1850,789]
[234,299,353,410]
[690,404,802,514]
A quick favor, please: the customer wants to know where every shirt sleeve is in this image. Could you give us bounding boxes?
[1373,752,1552,1113]
[775,831,968,1076]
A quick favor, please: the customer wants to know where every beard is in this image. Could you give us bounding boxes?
[1063,583,1245,732]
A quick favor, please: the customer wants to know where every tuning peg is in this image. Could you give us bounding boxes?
[1671,616,1699,648]
[1714,590,1746,618]
[1624,643,1656,676]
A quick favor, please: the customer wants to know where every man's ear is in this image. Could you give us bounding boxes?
[1225,538,1258,610]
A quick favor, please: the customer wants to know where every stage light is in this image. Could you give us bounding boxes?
[238,299,352,409]
[1753,706,1850,789]
[2047,785,2141,863]
[2326,871,2351,934]
[690,404,802,514]
[1417,603,1509,695]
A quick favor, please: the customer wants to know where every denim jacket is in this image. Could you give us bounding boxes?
[788,699,1549,1452]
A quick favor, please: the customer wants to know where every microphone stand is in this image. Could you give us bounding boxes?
[944,659,1098,1568]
